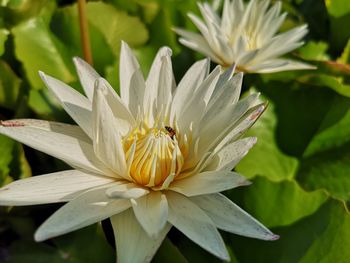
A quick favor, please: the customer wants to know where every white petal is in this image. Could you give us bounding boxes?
[206,137,257,171]
[170,58,209,123]
[0,119,111,176]
[198,93,260,156]
[144,47,174,124]
[34,184,131,242]
[166,191,230,261]
[187,13,211,43]
[191,193,279,240]
[73,57,101,101]
[0,170,114,206]
[105,182,149,199]
[249,59,315,73]
[119,41,144,112]
[169,170,250,197]
[132,191,168,238]
[176,32,223,64]
[178,66,221,132]
[92,81,127,177]
[95,78,135,136]
[127,68,146,118]
[39,71,93,138]
[203,72,243,126]
[111,209,171,263]
[215,103,266,151]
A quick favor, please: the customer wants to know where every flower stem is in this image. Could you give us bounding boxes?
[77,0,93,65]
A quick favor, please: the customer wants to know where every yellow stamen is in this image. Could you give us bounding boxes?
[123,126,185,187]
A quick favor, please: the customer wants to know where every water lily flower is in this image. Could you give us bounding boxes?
[0,42,278,262]
[174,0,314,73]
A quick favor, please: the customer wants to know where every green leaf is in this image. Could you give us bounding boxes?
[258,82,335,157]
[12,17,75,89]
[28,89,67,120]
[326,0,350,17]
[10,142,31,181]
[85,2,149,54]
[300,74,350,98]
[0,60,22,110]
[3,0,56,26]
[236,97,298,181]
[148,6,180,53]
[153,238,188,263]
[54,224,115,263]
[51,4,115,74]
[303,95,350,156]
[325,0,350,52]
[238,177,328,228]
[297,95,350,200]
[7,241,65,263]
[338,38,350,64]
[0,28,9,56]
[229,199,350,263]
[0,135,15,186]
[297,41,329,61]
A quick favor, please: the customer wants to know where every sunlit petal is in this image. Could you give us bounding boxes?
[111,209,171,263]
[0,170,114,206]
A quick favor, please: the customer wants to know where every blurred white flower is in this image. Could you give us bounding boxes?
[175,0,315,73]
[0,42,278,262]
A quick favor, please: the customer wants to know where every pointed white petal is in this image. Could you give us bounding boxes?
[144,47,174,123]
[170,58,209,123]
[73,57,101,101]
[95,78,135,136]
[92,81,127,177]
[203,72,243,125]
[249,59,315,73]
[167,191,230,261]
[111,209,171,263]
[191,194,279,240]
[132,191,168,238]
[0,170,114,206]
[39,71,93,138]
[169,170,250,197]
[206,137,257,171]
[105,182,149,199]
[198,3,220,25]
[0,119,111,176]
[127,68,146,118]
[187,13,211,42]
[198,93,260,157]
[215,103,266,152]
[178,66,221,132]
[35,184,131,242]
[119,41,144,112]
[176,31,223,64]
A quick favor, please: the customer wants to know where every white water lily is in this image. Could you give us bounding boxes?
[175,0,314,73]
[0,42,278,262]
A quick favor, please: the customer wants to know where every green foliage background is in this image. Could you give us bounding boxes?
[0,0,350,262]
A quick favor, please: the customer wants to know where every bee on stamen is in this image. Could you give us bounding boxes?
[165,126,176,139]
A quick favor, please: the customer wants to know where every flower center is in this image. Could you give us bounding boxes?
[242,31,259,51]
[123,125,184,188]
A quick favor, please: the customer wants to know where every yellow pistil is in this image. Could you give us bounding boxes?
[123,125,185,188]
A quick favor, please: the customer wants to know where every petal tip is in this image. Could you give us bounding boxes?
[72,56,83,66]
[34,230,47,242]
[270,234,280,241]
[120,40,130,50]
[38,70,46,78]
[241,179,252,186]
